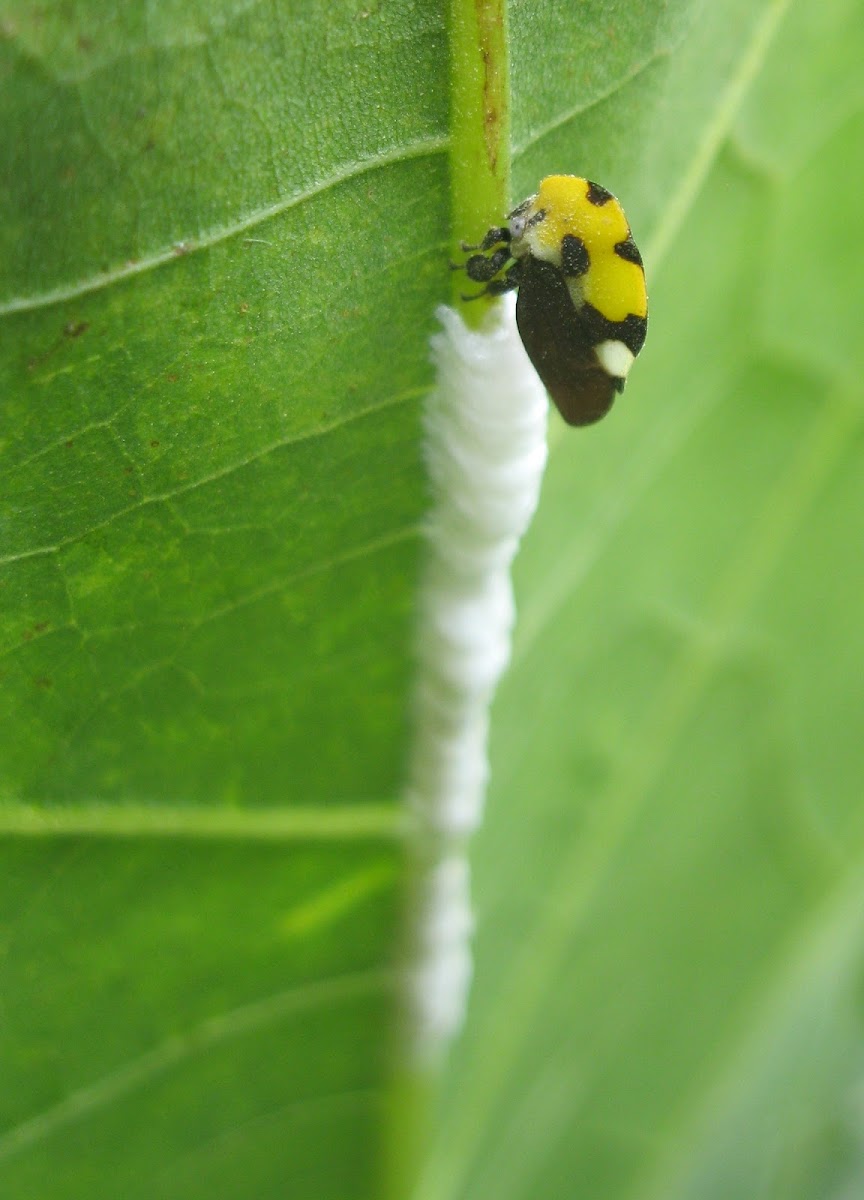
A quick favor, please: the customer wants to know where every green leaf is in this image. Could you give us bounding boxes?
[2,0,863,1197]
[1,1,443,1195]
[423,1,864,1199]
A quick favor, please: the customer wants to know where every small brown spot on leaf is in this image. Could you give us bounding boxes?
[149,439,160,448]
[166,373,178,383]
[34,677,53,689]
[63,320,89,338]
[239,302,249,314]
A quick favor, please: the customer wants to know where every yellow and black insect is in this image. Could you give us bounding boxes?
[460,175,648,426]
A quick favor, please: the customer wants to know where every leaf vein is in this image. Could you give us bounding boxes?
[0,140,447,317]
[0,969,393,1163]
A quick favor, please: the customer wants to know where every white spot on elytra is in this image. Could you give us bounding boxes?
[595,339,634,379]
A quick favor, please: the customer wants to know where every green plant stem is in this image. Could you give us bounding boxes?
[449,0,511,319]
[383,7,512,1198]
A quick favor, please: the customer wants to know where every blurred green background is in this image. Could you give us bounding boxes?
[1,0,863,1197]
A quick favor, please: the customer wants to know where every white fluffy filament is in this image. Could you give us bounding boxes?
[405,295,549,1059]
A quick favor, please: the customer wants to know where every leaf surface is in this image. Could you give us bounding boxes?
[3,0,863,1197]
[0,1,445,1195]
[424,1,864,1198]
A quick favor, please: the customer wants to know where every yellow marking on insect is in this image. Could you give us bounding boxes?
[529,176,647,323]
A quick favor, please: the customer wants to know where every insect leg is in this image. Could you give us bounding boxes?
[464,246,512,283]
[461,259,523,301]
[460,226,511,253]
